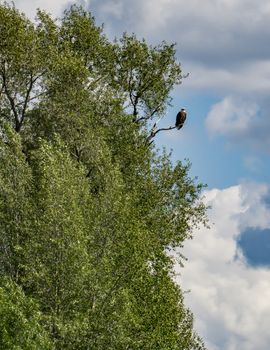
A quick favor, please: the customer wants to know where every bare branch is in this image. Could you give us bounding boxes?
[146,125,177,144]
[86,75,104,90]
[0,81,4,97]
[20,73,35,130]
[0,65,47,132]
[135,115,148,123]
[15,91,46,106]
[1,68,20,130]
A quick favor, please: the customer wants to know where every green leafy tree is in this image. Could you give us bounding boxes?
[0,124,32,281]
[112,33,182,122]
[0,4,49,132]
[23,137,92,345]
[0,3,207,349]
[0,276,52,349]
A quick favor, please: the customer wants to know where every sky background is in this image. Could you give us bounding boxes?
[11,1,270,349]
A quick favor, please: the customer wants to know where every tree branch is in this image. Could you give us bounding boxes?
[15,91,46,106]
[1,68,20,130]
[0,66,47,132]
[20,73,34,131]
[146,125,177,144]
[20,70,47,129]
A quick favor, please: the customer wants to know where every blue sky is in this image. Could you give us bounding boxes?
[12,1,270,349]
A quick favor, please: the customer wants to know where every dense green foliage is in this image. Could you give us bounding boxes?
[0,3,207,349]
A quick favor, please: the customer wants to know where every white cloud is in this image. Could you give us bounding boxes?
[13,0,71,18]
[181,60,270,94]
[237,181,270,229]
[178,183,270,350]
[11,0,270,97]
[204,96,270,152]
[88,0,270,64]
[99,1,123,20]
[83,0,270,108]
[205,96,259,136]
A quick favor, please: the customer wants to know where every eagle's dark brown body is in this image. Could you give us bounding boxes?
[175,109,187,129]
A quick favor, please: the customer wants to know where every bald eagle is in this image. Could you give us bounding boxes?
[175,109,187,130]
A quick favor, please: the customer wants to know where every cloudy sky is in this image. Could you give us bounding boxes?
[12,1,270,349]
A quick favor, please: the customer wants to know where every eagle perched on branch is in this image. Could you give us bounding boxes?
[175,108,187,130]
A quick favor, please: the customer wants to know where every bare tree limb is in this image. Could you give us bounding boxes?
[146,125,177,145]
[20,73,34,131]
[15,90,46,106]
[0,65,47,132]
[1,69,20,130]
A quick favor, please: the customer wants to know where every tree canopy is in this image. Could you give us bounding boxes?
[0,3,207,349]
